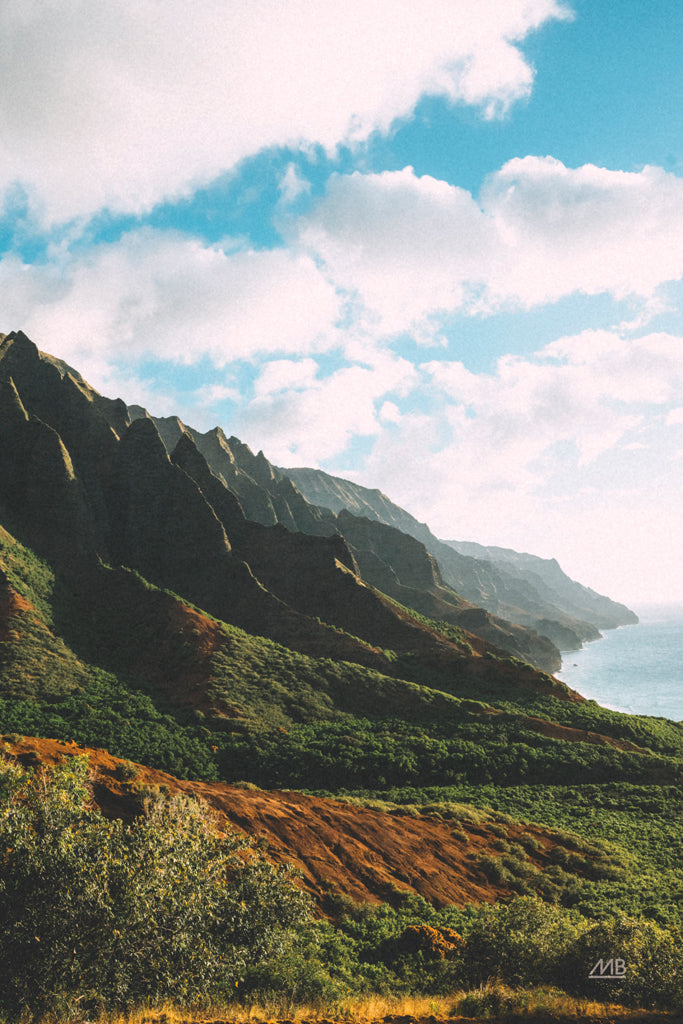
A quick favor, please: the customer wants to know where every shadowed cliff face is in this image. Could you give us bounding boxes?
[130,403,564,671]
[280,465,638,649]
[0,329,581,698]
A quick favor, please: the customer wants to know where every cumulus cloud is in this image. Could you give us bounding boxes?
[482,158,683,305]
[0,229,344,383]
[296,160,683,337]
[344,327,683,598]
[253,358,320,398]
[236,350,419,464]
[423,328,683,479]
[0,0,569,226]
[295,168,492,338]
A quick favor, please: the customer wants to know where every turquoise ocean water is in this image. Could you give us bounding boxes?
[556,606,683,722]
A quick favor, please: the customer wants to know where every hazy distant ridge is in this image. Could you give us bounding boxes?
[282,466,638,651]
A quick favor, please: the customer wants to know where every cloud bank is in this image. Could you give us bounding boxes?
[1,0,681,603]
[296,160,683,337]
[0,0,569,225]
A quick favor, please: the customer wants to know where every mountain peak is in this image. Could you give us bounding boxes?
[121,414,170,463]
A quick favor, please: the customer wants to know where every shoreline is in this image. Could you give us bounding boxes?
[555,614,683,722]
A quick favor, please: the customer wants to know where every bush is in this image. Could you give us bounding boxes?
[242,922,358,1010]
[561,916,683,1009]
[0,756,311,1018]
[115,758,140,780]
[518,834,542,853]
[462,897,582,987]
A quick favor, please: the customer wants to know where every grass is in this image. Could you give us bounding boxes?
[26,989,672,1023]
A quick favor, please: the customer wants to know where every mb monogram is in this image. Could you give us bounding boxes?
[589,958,626,980]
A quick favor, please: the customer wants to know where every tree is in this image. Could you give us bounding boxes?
[0,754,311,1017]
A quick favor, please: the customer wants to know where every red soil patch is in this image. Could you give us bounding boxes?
[97,568,237,714]
[159,599,232,712]
[471,706,651,756]
[0,569,35,640]
[2,736,582,912]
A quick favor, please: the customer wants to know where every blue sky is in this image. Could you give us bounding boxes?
[1,0,682,605]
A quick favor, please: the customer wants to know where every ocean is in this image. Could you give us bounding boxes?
[555,606,683,722]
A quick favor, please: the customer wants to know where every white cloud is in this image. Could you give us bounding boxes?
[349,327,683,602]
[0,229,344,383]
[482,158,683,306]
[238,351,418,464]
[423,329,683,474]
[254,358,320,398]
[295,168,492,339]
[379,401,402,424]
[296,160,683,337]
[667,408,683,425]
[0,0,569,226]
[278,164,311,205]
[192,383,240,407]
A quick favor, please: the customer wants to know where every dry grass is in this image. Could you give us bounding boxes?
[47,987,675,1024]
[450,982,662,1019]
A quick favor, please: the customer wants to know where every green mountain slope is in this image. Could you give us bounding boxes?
[2,520,683,939]
[2,331,683,1017]
[2,522,681,790]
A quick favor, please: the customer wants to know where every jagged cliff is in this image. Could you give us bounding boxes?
[0,329,574,693]
[125,408,562,671]
[281,466,638,651]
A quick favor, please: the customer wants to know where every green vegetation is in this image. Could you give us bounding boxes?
[0,756,310,1018]
[2,526,683,1015]
[2,756,681,1017]
[330,781,683,926]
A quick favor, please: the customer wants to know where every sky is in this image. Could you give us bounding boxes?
[1,0,682,609]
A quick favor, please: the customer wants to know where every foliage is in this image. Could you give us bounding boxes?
[462,897,584,986]
[219,716,681,792]
[561,915,683,1008]
[0,755,311,1018]
[0,676,221,781]
[3,523,683,1013]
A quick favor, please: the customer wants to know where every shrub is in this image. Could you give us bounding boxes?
[0,756,311,1018]
[451,828,469,843]
[561,916,683,1009]
[115,758,139,781]
[462,897,582,987]
[476,854,513,885]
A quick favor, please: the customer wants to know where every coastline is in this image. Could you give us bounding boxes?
[555,611,683,722]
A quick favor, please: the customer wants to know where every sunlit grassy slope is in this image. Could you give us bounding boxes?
[2,520,683,928]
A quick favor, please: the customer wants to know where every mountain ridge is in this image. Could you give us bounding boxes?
[0,329,574,697]
[126,407,563,671]
[280,465,638,650]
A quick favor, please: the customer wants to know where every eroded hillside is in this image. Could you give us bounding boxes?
[1,736,631,914]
